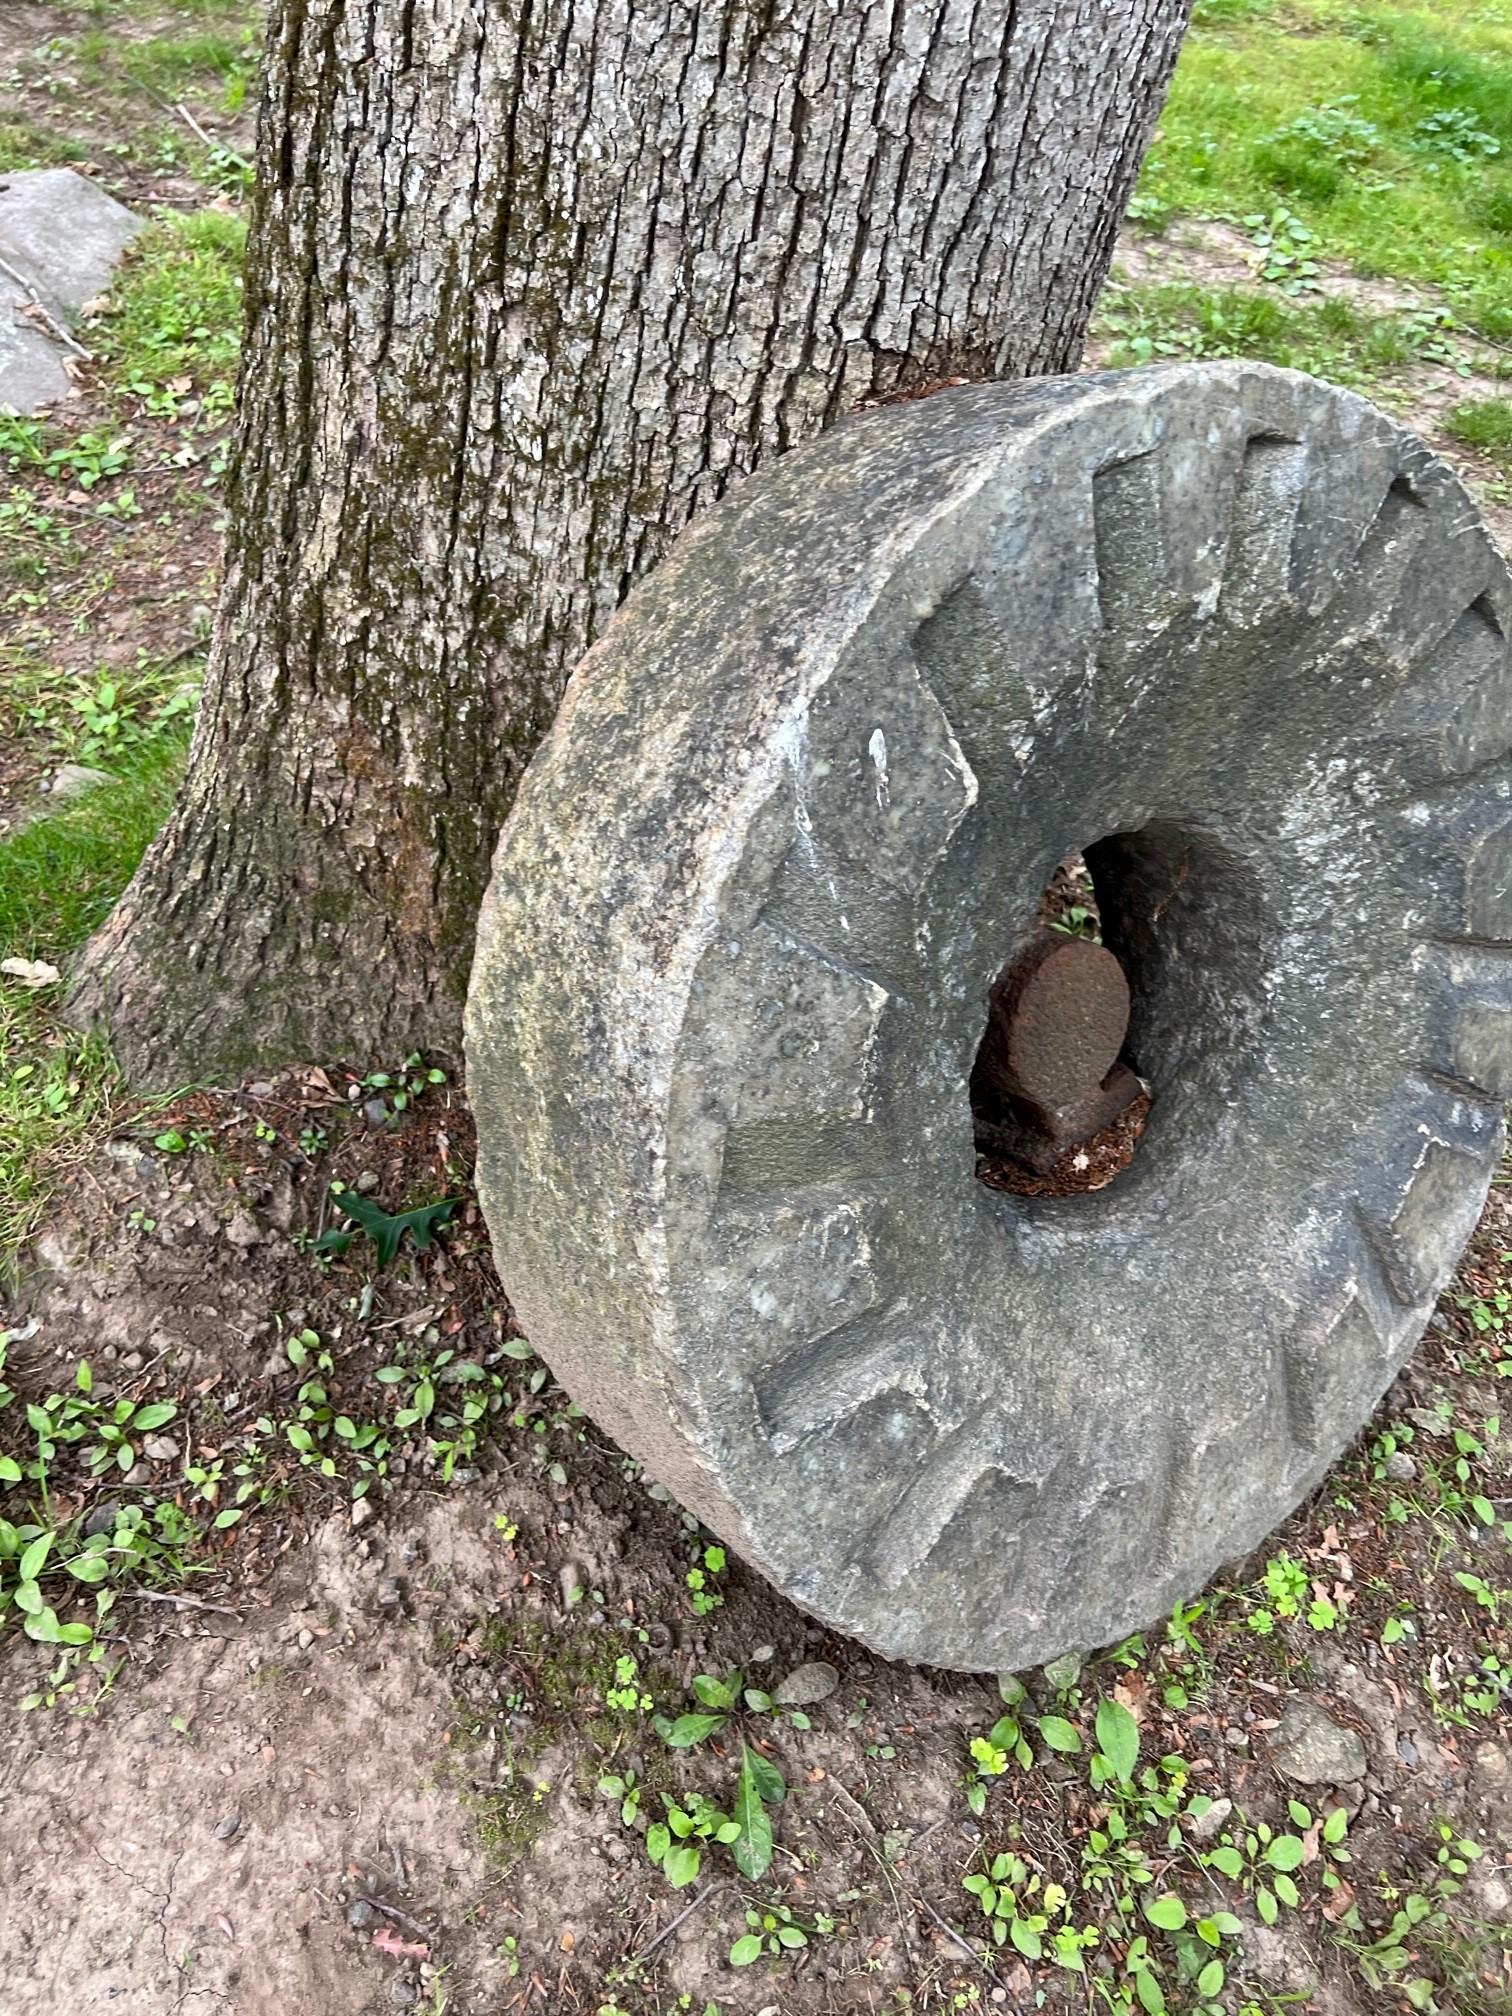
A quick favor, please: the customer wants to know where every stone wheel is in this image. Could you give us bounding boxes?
[466,362,1512,1672]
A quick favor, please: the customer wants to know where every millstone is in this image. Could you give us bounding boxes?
[466,361,1512,1672]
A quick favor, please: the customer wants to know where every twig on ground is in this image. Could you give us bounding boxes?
[372,1898,433,1941]
[633,1880,725,1960]
[131,1589,242,1618]
[919,1894,1000,1981]
[0,254,91,359]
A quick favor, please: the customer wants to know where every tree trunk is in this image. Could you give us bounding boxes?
[71,0,1192,1086]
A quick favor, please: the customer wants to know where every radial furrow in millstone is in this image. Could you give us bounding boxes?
[1464,822,1512,941]
[1217,431,1306,630]
[1413,1062,1505,1114]
[859,1421,1032,1589]
[1281,1298,1388,1458]
[1451,1000,1512,1098]
[756,1303,927,1455]
[1389,1140,1495,1304]
[1377,594,1510,797]
[1349,1197,1421,1313]
[1092,450,1169,654]
[797,650,980,899]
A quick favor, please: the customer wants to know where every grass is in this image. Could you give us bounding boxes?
[1098,278,1474,381]
[1134,0,1512,342]
[1445,396,1512,471]
[0,741,184,1264]
[104,210,247,389]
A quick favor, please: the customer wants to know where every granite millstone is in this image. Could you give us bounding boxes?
[466,361,1512,1672]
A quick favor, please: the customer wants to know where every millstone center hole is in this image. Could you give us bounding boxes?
[971,853,1151,1198]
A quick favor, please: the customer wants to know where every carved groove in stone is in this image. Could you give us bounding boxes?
[756,1305,923,1456]
[1355,474,1429,572]
[716,1117,880,1199]
[1093,451,1165,643]
[1350,1198,1421,1311]
[1219,431,1305,624]
[861,1424,1028,1589]
[1414,1063,1504,1112]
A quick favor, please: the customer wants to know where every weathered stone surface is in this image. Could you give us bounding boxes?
[0,169,139,413]
[466,362,1512,1672]
[1268,1700,1368,1786]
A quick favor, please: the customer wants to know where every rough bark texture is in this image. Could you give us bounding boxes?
[71,0,1193,1085]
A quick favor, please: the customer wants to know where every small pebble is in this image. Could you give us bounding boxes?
[774,1660,840,1707]
[1040,1650,1083,1692]
[214,1811,241,1842]
[1383,1451,1416,1482]
[298,1628,314,1650]
[143,1435,180,1463]
[364,1098,391,1129]
[1224,1726,1249,1752]
[1397,1736,1419,1767]
[1190,1796,1232,1841]
[356,1170,381,1194]
[351,1497,375,1531]
[750,1644,775,1664]
[345,1898,377,1930]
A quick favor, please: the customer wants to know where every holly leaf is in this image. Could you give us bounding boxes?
[314,1192,459,1268]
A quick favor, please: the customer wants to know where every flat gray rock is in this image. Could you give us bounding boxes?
[467,362,1512,1671]
[0,168,139,414]
[1268,1699,1368,1786]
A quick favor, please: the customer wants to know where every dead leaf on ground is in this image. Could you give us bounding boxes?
[1,957,61,989]
[373,1927,428,1960]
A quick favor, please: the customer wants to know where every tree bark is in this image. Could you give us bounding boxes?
[71,0,1193,1085]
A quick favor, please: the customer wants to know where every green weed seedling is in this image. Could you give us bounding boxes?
[644,1790,742,1889]
[359,1052,447,1118]
[1245,1550,1343,1635]
[685,1540,726,1615]
[1198,1802,1346,1926]
[1336,1823,1493,2011]
[375,1339,511,1483]
[730,1901,834,1966]
[645,1671,788,1881]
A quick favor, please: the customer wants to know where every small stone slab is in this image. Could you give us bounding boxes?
[1268,1699,1368,1786]
[0,168,139,413]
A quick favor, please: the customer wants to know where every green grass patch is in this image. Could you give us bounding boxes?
[104,209,247,390]
[1096,279,1467,383]
[0,741,183,1266]
[65,25,257,98]
[1139,0,1512,340]
[1443,397,1512,471]
[0,122,86,174]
